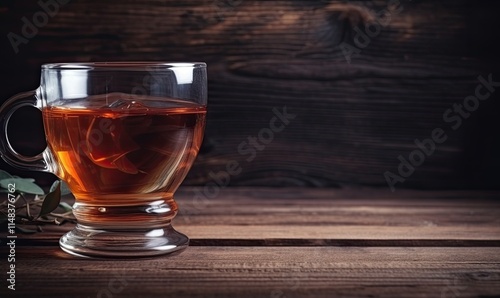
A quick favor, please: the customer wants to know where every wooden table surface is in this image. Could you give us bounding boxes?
[2,188,500,298]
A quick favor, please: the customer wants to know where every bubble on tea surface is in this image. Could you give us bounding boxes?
[107,98,150,113]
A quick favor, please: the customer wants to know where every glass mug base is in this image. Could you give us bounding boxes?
[60,224,189,258]
[59,199,188,258]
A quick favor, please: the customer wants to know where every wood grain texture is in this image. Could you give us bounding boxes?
[2,188,500,297]
[1,1,500,189]
[11,188,500,246]
[4,247,500,298]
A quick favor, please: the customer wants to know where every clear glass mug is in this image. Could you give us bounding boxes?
[0,62,207,257]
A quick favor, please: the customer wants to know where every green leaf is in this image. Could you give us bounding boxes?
[58,202,74,212]
[0,178,45,195]
[49,180,59,192]
[0,171,10,192]
[0,170,13,180]
[60,181,72,196]
[50,180,72,196]
[37,181,61,218]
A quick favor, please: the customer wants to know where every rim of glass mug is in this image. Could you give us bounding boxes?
[41,61,207,70]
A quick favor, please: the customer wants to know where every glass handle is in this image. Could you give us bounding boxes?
[0,90,54,172]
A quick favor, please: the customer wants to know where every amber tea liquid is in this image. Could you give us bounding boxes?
[43,94,206,227]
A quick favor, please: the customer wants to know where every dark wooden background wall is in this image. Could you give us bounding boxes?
[1,0,499,190]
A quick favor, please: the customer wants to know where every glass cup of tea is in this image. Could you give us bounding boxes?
[0,62,207,257]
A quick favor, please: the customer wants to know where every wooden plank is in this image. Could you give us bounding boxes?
[11,189,500,246]
[18,225,500,247]
[177,188,500,246]
[6,246,500,298]
[174,188,500,226]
